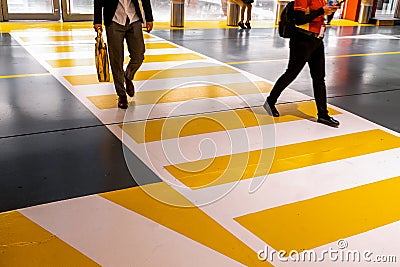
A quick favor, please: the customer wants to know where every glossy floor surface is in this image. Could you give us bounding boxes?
[0,21,400,266]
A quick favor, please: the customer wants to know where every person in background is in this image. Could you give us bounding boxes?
[94,0,154,109]
[236,0,253,29]
[326,0,339,24]
[263,0,340,128]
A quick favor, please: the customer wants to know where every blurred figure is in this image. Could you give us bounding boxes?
[326,0,343,24]
[234,0,253,29]
[221,0,227,15]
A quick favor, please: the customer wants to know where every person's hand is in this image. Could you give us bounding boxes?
[323,5,334,15]
[145,22,153,33]
[331,5,340,11]
[94,24,103,33]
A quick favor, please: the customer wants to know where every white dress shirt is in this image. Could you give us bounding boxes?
[112,0,140,26]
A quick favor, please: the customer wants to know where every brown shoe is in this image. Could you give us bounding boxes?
[118,95,128,109]
[125,75,135,97]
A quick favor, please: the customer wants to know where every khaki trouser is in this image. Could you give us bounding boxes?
[106,20,145,97]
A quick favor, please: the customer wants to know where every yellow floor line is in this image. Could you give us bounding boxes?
[235,175,400,253]
[0,211,99,266]
[0,22,93,33]
[100,183,272,267]
[64,65,238,86]
[0,73,51,79]
[47,53,205,68]
[0,20,362,34]
[165,129,400,189]
[121,101,340,143]
[330,51,400,58]
[88,81,272,109]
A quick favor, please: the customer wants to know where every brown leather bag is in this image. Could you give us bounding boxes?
[95,30,110,82]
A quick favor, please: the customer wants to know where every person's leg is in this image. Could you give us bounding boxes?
[105,22,126,97]
[246,4,251,22]
[308,39,339,127]
[124,20,145,81]
[308,40,328,118]
[245,4,252,28]
[238,5,246,28]
[267,35,310,105]
[241,5,246,22]
[265,34,311,116]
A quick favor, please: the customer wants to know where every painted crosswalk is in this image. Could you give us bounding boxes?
[2,24,400,267]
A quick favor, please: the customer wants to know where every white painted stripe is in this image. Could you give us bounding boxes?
[19,195,243,267]
[40,49,199,60]
[143,112,377,166]
[88,89,309,125]
[38,47,202,61]
[74,74,267,96]
[11,32,165,46]
[195,147,400,218]
[337,34,400,40]
[47,60,226,75]
[12,30,95,36]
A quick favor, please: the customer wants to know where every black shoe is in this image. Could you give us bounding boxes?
[118,96,128,109]
[124,75,135,97]
[238,22,246,29]
[263,98,280,117]
[317,116,340,128]
[245,22,251,29]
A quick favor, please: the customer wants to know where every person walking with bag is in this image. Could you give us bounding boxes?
[264,0,340,127]
[94,0,154,109]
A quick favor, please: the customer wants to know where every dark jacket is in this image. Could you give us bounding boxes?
[94,0,153,26]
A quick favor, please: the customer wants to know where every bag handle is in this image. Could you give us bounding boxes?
[96,29,106,49]
[97,29,102,38]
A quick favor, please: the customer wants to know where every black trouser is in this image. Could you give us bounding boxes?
[268,29,329,117]
[326,12,335,23]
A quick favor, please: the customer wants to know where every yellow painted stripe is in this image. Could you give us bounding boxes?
[19,33,153,43]
[145,42,178,49]
[226,51,400,65]
[30,45,92,53]
[64,65,238,86]
[88,81,273,109]
[47,58,94,68]
[0,211,99,266]
[100,183,271,266]
[165,129,400,189]
[0,73,51,79]
[144,53,205,62]
[27,42,177,54]
[235,175,400,253]
[121,101,340,143]
[46,53,205,68]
